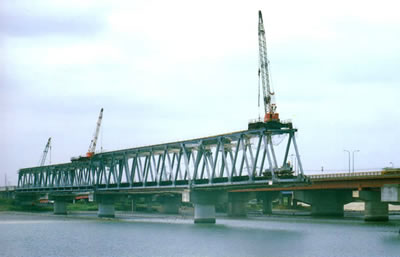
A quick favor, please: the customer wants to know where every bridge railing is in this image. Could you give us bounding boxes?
[308,171,382,180]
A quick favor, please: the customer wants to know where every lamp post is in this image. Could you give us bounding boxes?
[352,150,360,173]
[344,150,350,173]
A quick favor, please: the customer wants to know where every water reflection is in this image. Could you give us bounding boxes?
[0,212,399,257]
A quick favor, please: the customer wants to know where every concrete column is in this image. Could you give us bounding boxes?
[263,198,272,214]
[359,190,389,221]
[49,194,74,215]
[98,203,115,218]
[258,192,279,215]
[286,194,293,207]
[54,200,67,215]
[293,199,299,209]
[96,194,116,218]
[364,201,388,221]
[311,199,344,216]
[294,190,353,217]
[381,184,400,202]
[190,191,226,224]
[228,193,250,217]
[194,204,216,223]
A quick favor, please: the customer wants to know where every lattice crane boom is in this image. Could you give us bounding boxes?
[86,108,103,158]
[258,10,279,122]
[39,137,51,166]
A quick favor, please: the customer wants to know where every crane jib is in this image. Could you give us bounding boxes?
[258,10,279,123]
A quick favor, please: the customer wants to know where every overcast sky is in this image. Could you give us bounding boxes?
[1,0,399,185]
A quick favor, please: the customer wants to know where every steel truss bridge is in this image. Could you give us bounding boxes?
[17,126,305,193]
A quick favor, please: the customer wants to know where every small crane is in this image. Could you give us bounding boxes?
[86,108,103,158]
[39,137,51,166]
[258,10,279,123]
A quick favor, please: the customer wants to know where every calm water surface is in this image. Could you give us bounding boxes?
[0,212,399,257]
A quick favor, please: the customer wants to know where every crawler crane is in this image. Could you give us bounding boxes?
[71,108,103,161]
[86,108,103,158]
[248,11,292,130]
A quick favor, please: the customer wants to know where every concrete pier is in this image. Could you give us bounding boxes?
[53,200,68,215]
[311,198,344,216]
[96,194,116,218]
[258,192,279,215]
[364,201,388,221]
[294,190,353,217]
[98,203,115,218]
[359,190,389,221]
[381,184,400,202]
[49,195,74,215]
[190,191,226,224]
[194,204,216,223]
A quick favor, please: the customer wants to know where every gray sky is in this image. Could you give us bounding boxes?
[1,0,399,185]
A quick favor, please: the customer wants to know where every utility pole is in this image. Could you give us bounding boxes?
[344,150,350,173]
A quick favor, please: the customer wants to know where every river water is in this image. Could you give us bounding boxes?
[0,212,399,257]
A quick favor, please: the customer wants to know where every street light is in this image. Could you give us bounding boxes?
[352,150,360,173]
[344,150,351,173]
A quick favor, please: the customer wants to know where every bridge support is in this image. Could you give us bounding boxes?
[194,204,215,223]
[49,195,74,215]
[228,192,252,217]
[191,191,226,224]
[381,184,400,202]
[54,200,68,215]
[258,192,279,215]
[294,190,352,217]
[158,194,181,214]
[96,194,116,218]
[364,201,388,221]
[281,192,293,208]
[359,190,388,221]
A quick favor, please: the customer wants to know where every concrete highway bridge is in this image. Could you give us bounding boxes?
[15,127,400,223]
